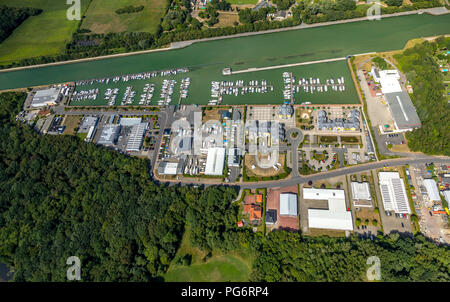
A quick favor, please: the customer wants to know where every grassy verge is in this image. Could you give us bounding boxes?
[401,166,421,234]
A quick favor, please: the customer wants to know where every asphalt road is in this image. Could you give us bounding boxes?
[157,154,450,189]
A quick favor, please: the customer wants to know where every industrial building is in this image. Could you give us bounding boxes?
[227,148,240,167]
[423,179,441,202]
[351,182,372,201]
[31,87,62,108]
[378,172,411,214]
[371,67,421,132]
[304,188,353,231]
[78,116,99,143]
[444,191,450,205]
[157,161,183,175]
[373,69,402,94]
[173,136,192,155]
[126,122,148,152]
[78,116,98,133]
[317,109,360,131]
[384,92,421,131]
[97,124,121,146]
[205,147,226,176]
[119,117,142,126]
[280,193,298,216]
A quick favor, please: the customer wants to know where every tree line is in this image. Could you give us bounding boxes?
[115,5,145,15]
[0,0,442,69]
[394,37,450,156]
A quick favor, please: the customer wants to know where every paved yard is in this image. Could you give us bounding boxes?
[266,185,299,231]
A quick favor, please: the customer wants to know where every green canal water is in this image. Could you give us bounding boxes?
[0,13,449,105]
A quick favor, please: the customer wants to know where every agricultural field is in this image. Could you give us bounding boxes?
[80,0,167,34]
[0,0,90,65]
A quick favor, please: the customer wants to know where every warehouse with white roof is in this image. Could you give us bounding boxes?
[31,87,62,108]
[126,122,148,152]
[304,188,353,231]
[280,193,297,216]
[205,147,225,176]
[371,68,421,132]
[378,172,411,214]
[423,179,441,202]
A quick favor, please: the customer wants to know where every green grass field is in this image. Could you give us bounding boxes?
[81,0,167,34]
[163,226,253,282]
[0,0,90,65]
[164,254,252,282]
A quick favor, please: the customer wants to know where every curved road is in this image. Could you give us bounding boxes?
[159,154,450,189]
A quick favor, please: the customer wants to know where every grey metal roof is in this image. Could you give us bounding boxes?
[252,0,271,11]
[32,87,61,106]
[384,92,421,130]
[98,125,121,145]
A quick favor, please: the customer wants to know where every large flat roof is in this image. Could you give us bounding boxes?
[384,91,421,130]
[31,87,61,107]
[304,188,353,231]
[378,172,411,214]
[205,147,225,176]
[423,179,440,201]
[98,124,121,145]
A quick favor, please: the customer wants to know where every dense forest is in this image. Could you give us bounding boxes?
[394,37,450,156]
[0,93,449,282]
[252,231,450,281]
[0,5,42,43]
[0,92,193,281]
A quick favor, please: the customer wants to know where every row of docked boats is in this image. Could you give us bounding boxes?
[209,79,273,105]
[159,79,176,106]
[139,83,155,105]
[74,67,189,87]
[72,88,99,102]
[121,86,136,105]
[105,88,119,106]
[297,77,346,93]
[180,77,190,99]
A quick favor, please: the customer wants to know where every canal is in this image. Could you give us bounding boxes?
[0,13,448,105]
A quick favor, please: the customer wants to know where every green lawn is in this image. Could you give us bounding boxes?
[80,0,167,34]
[0,0,90,65]
[163,225,254,282]
[164,254,252,282]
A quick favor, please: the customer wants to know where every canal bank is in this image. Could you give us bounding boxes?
[0,13,448,105]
